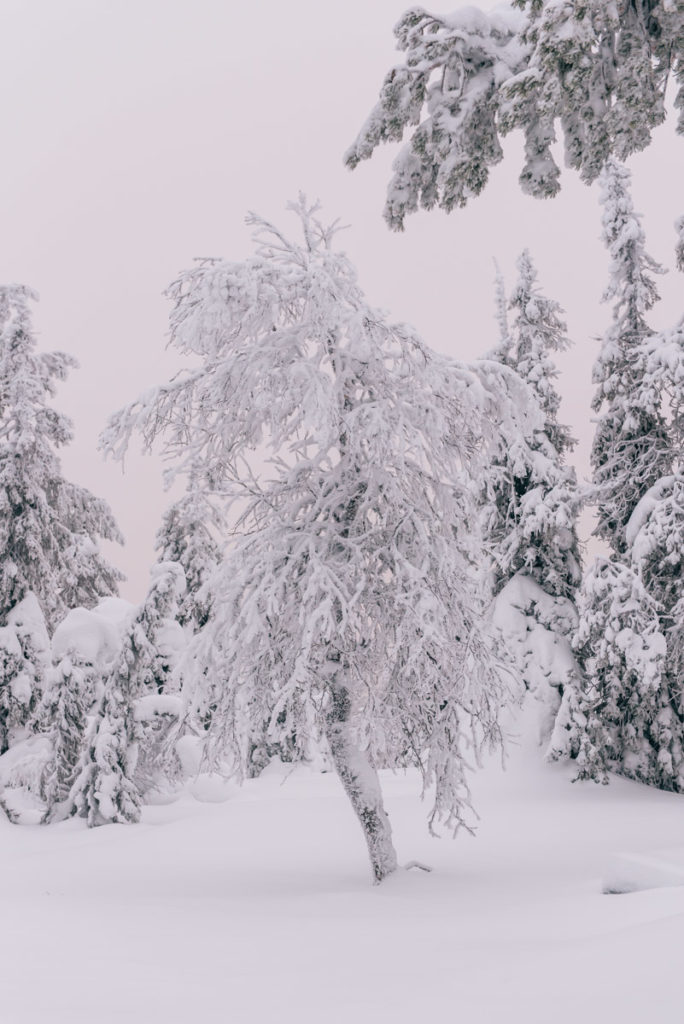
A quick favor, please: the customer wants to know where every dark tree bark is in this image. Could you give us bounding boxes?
[325,680,398,884]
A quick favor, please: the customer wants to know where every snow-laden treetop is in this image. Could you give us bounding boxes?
[0,285,122,631]
[104,198,530,841]
[104,195,515,501]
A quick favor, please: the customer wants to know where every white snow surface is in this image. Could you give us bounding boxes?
[2,704,684,1023]
[604,849,684,895]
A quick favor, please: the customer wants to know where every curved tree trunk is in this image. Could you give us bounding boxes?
[325,683,398,884]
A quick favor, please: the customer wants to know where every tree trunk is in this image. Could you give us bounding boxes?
[325,683,398,884]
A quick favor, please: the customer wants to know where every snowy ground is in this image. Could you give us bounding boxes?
[3,715,684,1024]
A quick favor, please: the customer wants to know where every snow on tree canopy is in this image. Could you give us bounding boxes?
[51,607,124,668]
[346,2,684,229]
[103,196,522,882]
[0,284,123,632]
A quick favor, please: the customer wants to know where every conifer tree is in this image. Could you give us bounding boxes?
[555,163,684,786]
[103,197,523,881]
[0,594,50,754]
[484,253,581,735]
[156,487,221,631]
[485,251,581,598]
[590,160,671,557]
[572,559,680,789]
[68,563,186,826]
[0,285,122,633]
[41,654,92,819]
[71,686,142,828]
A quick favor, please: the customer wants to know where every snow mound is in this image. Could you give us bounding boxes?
[603,849,684,894]
[189,773,238,803]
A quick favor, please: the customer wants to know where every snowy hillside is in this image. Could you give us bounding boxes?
[3,709,684,1024]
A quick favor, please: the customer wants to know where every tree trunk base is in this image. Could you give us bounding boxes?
[325,685,398,884]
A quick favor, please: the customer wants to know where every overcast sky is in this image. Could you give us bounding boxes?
[2,0,682,601]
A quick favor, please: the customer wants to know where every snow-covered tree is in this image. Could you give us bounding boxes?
[630,475,684,627]
[670,596,684,698]
[553,164,684,782]
[125,562,186,697]
[590,160,672,557]
[39,603,125,820]
[0,594,50,754]
[0,285,122,633]
[69,563,186,826]
[0,630,26,756]
[569,473,684,788]
[156,487,221,631]
[570,559,682,790]
[636,319,684,666]
[484,251,581,598]
[103,197,521,881]
[346,3,684,229]
[41,655,92,819]
[483,253,581,737]
[71,691,142,828]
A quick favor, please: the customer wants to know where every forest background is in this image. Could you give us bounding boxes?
[2,0,683,602]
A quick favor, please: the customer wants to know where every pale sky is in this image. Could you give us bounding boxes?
[1,0,682,601]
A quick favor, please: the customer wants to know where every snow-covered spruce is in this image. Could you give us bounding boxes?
[590,160,671,558]
[0,594,49,754]
[37,602,128,820]
[483,251,581,599]
[482,253,581,741]
[625,477,684,767]
[556,163,684,784]
[103,197,520,882]
[629,476,684,634]
[635,317,684,685]
[570,559,681,790]
[346,3,684,230]
[40,655,93,820]
[156,486,221,632]
[0,285,122,633]
[67,563,186,826]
